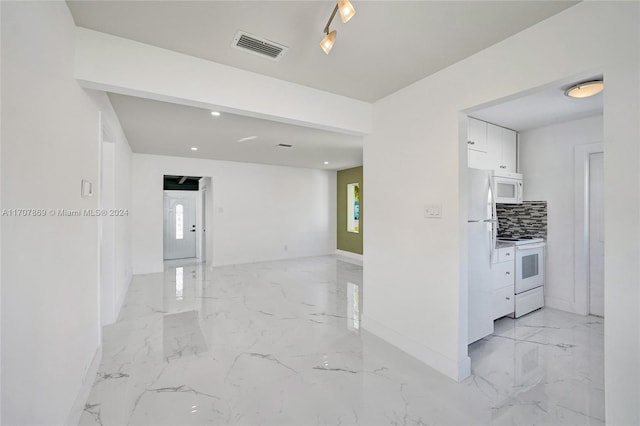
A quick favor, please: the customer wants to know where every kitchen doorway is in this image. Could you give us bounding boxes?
[588,152,604,317]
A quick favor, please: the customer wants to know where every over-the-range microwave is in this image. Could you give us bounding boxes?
[492,171,523,204]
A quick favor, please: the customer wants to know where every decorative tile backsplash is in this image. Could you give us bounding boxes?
[496,201,547,238]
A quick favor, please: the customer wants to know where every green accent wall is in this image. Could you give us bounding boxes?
[337,166,363,255]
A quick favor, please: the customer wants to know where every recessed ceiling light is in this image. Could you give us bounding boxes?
[237,136,258,142]
[210,111,221,117]
[324,161,329,165]
[564,80,604,98]
[190,147,198,151]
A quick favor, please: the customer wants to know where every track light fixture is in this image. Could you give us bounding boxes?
[320,0,356,55]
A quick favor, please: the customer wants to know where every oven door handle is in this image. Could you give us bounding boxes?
[516,243,546,250]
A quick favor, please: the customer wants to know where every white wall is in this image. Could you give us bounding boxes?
[1,1,99,423]
[519,115,603,314]
[363,3,639,424]
[85,89,133,325]
[132,154,336,274]
[1,2,132,423]
[0,2,3,419]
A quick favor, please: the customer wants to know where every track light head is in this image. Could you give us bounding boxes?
[320,30,337,55]
[338,0,356,23]
[320,1,355,55]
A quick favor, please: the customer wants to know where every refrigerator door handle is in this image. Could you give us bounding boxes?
[488,180,497,262]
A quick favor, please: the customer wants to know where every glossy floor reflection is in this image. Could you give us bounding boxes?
[80,256,603,425]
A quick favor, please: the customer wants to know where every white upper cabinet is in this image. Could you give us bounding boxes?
[500,128,517,172]
[468,118,517,172]
[488,124,517,172]
[467,117,488,152]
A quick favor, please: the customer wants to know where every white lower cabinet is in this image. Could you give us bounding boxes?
[492,260,514,289]
[491,246,515,320]
[493,286,515,320]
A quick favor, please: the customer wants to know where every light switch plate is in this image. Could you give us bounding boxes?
[81,179,93,198]
[424,204,442,219]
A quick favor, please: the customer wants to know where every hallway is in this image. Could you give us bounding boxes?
[80,257,603,425]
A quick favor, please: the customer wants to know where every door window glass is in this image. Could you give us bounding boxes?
[175,204,184,240]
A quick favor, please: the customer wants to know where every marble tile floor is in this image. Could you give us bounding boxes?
[80,256,604,426]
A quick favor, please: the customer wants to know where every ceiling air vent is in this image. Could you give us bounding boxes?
[277,144,293,148]
[232,31,288,61]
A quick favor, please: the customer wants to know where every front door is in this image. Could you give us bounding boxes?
[164,191,197,260]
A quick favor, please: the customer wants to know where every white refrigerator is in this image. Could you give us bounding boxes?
[467,168,496,344]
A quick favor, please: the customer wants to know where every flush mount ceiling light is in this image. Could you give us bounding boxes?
[324,161,329,165]
[320,0,356,55]
[564,80,604,98]
[210,111,221,117]
[190,147,198,151]
[237,136,258,142]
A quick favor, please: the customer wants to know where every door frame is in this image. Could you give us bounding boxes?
[573,142,603,315]
[99,113,117,326]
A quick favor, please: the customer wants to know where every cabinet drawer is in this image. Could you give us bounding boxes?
[498,247,515,262]
[492,261,514,290]
[493,286,515,320]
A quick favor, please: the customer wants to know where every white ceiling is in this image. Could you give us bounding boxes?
[68,1,580,168]
[470,78,603,131]
[108,93,363,170]
[67,1,578,102]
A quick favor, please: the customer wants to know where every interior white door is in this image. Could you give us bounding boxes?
[589,152,604,317]
[164,191,197,260]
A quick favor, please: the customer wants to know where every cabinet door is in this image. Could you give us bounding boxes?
[468,118,488,152]
[486,124,503,170]
[493,286,515,320]
[488,124,518,172]
[501,128,517,172]
[468,148,488,169]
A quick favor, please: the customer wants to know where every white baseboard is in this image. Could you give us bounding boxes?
[362,314,470,382]
[66,345,102,426]
[335,249,363,265]
[545,296,587,315]
[114,272,133,320]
